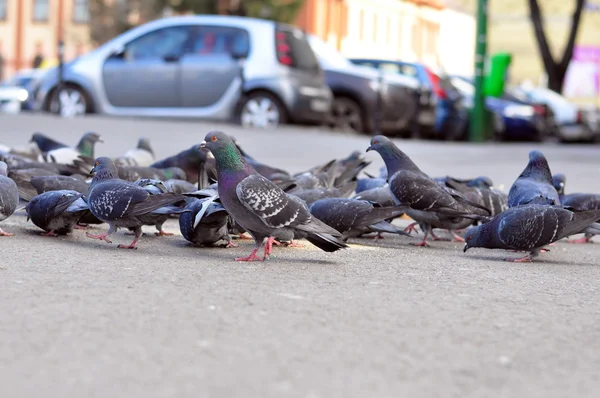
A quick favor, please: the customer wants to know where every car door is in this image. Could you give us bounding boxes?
[102,25,193,108]
[377,62,417,127]
[179,25,248,108]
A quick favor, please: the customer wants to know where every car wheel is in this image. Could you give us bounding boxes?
[239,92,286,129]
[328,97,364,134]
[49,85,88,117]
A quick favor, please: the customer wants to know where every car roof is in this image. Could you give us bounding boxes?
[142,15,283,30]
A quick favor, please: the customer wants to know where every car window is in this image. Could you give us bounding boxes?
[124,26,192,61]
[354,61,377,69]
[399,64,419,79]
[190,26,250,56]
[379,63,400,75]
[277,26,319,71]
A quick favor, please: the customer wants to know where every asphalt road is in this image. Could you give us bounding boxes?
[2,114,600,398]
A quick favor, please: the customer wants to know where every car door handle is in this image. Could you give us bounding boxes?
[163,55,180,63]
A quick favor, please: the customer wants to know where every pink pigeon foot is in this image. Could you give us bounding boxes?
[86,232,112,244]
[505,255,533,263]
[40,230,58,237]
[238,232,254,240]
[0,228,14,237]
[118,237,140,249]
[284,240,304,248]
[404,222,419,234]
[154,230,174,237]
[236,247,263,262]
[568,236,593,244]
[225,241,238,248]
[74,224,88,230]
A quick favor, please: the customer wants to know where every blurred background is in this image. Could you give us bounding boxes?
[0,0,599,143]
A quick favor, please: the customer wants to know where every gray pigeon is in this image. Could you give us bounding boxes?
[30,175,90,196]
[353,184,397,207]
[508,150,560,207]
[179,190,233,247]
[367,135,490,246]
[309,198,410,240]
[8,167,57,201]
[25,190,89,236]
[552,173,600,244]
[114,137,155,167]
[0,161,19,236]
[86,157,187,249]
[201,131,348,261]
[463,204,600,262]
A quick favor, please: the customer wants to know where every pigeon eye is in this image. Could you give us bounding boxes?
[372,140,378,145]
[467,236,472,241]
[211,136,217,142]
[95,161,99,166]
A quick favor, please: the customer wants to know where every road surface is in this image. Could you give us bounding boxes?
[1,114,600,398]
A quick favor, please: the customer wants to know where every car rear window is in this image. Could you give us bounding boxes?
[276,25,319,71]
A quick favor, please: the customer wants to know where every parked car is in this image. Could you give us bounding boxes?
[32,15,332,128]
[0,69,45,113]
[449,76,549,141]
[350,59,468,140]
[307,35,419,135]
[509,85,598,142]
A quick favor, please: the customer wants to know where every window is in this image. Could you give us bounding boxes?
[124,26,192,61]
[33,0,49,22]
[380,63,400,75]
[73,0,90,23]
[191,26,250,58]
[372,13,377,42]
[359,10,365,40]
[0,0,7,21]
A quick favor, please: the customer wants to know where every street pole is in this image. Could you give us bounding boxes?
[470,0,488,142]
[57,40,65,117]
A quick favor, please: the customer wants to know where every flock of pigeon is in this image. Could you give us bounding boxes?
[1,130,600,262]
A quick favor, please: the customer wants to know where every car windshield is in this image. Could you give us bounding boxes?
[307,35,351,69]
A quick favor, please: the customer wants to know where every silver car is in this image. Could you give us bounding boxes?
[32,15,332,128]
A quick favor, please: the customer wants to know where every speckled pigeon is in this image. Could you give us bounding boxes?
[551,173,600,244]
[25,190,90,236]
[0,161,19,236]
[309,198,410,240]
[201,131,348,261]
[508,150,560,207]
[86,157,187,249]
[367,135,490,246]
[463,204,600,262]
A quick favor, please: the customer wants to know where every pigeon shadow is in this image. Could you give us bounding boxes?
[464,252,597,267]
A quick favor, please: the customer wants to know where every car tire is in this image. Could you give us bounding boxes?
[238,91,286,129]
[327,96,365,134]
[48,84,90,118]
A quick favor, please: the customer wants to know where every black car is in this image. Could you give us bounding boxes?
[307,35,419,135]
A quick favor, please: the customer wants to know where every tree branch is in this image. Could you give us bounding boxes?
[528,0,557,73]
[559,0,585,70]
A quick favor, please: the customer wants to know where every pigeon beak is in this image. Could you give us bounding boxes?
[89,166,96,175]
[199,141,207,149]
[463,244,469,253]
[366,146,372,152]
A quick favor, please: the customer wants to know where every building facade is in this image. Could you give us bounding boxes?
[295,0,475,75]
[0,0,92,79]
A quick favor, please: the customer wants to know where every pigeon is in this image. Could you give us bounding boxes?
[25,190,90,236]
[463,204,600,262]
[366,135,490,246]
[115,165,187,182]
[353,184,397,207]
[85,157,187,249]
[34,132,103,164]
[114,137,155,167]
[151,144,216,183]
[30,175,90,196]
[29,132,68,154]
[551,173,600,244]
[309,198,410,240]
[200,131,348,261]
[163,179,197,194]
[8,167,57,201]
[434,175,495,191]
[508,150,560,207]
[0,161,19,236]
[442,177,508,218]
[128,178,188,236]
[179,189,233,247]
[356,177,387,194]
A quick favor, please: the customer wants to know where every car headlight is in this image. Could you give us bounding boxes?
[17,89,28,102]
[503,105,534,118]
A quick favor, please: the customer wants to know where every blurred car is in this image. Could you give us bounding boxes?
[0,69,45,112]
[32,15,332,128]
[510,85,598,142]
[350,59,468,140]
[307,35,419,135]
[450,76,548,141]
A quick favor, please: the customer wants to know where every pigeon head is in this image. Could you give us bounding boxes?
[366,135,422,176]
[77,132,103,158]
[519,150,553,181]
[0,161,7,176]
[200,131,247,172]
[463,225,486,252]
[137,137,154,155]
[552,173,566,195]
[467,176,494,190]
[90,157,118,182]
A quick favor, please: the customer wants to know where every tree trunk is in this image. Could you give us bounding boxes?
[528,0,585,94]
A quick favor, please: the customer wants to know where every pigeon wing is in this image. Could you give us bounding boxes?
[236,174,309,229]
[90,182,149,220]
[497,206,546,250]
[49,191,84,219]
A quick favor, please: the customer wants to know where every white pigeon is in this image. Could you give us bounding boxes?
[114,137,155,167]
